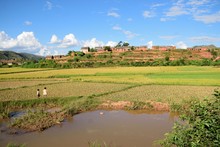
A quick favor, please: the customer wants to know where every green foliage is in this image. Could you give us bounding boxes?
[123,42,129,46]
[67,50,74,56]
[89,48,97,52]
[104,46,112,51]
[73,56,80,62]
[10,109,64,131]
[6,143,26,147]
[88,140,108,147]
[85,54,93,59]
[98,54,108,59]
[75,51,85,57]
[210,49,218,58]
[127,101,152,110]
[165,56,170,61]
[160,90,220,146]
[116,41,123,47]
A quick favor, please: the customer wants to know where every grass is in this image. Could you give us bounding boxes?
[9,109,64,131]
[98,85,216,104]
[6,143,26,147]
[88,140,108,147]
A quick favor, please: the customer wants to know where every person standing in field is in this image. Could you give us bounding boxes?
[37,89,40,98]
[43,87,47,97]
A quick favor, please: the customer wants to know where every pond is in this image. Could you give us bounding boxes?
[0,110,177,147]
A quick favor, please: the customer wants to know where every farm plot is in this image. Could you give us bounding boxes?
[0,82,130,101]
[0,67,50,74]
[98,85,217,104]
[0,79,67,89]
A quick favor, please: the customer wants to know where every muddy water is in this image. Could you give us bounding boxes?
[0,110,177,147]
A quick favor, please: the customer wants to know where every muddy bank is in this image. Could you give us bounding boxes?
[99,100,169,111]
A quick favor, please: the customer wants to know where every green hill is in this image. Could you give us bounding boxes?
[0,51,44,61]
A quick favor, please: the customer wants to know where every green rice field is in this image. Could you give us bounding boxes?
[0,66,219,104]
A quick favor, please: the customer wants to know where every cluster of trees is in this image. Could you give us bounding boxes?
[115,41,129,47]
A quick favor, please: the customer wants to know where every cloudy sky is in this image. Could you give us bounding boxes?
[0,0,220,56]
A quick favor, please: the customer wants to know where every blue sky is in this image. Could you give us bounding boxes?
[0,0,220,56]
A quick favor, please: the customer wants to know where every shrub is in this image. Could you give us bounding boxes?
[160,90,220,146]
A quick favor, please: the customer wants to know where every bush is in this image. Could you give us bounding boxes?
[73,56,80,62]
[160,90,220,146]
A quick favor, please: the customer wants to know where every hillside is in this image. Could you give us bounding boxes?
[51,49,217,63]
[0,51,44,61]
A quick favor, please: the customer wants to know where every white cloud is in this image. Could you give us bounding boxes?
[106,41,118,47]
[54,50,59,55]
[45,1,53,10]
[112,25,138,39]
[176,41,187,49]
[143,11,154,18]
[58,34,78,48]
[107,12,120,18]
[38,46,51,56]
[159,35,179,40]
[147,41,153,49]
[165,5,189,17]
[24,21,32,26]
[16,32,41,49]
[0,31,17,49]
[48,34,78,48]
[193,11,220,23]
[112,25,122,30]
[189,36,220,42]
[187,0,210,6]
[151,3,165,8]
[0,31,41,51]
[49,34,61,44]
[163,0,220,24]
[122,30,138,39]
[37,46,60,56]
[82,38,104,48]
[160,17,175,22]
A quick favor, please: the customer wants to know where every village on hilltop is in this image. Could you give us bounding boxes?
[45,44,219,64]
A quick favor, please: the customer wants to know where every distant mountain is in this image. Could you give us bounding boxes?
[0,51,44,61]
[193,45,217,49]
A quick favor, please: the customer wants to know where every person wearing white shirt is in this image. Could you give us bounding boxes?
[43,87,47,96]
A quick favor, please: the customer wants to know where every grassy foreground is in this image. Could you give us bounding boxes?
[0,66,219,131]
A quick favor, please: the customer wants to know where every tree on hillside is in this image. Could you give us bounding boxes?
[67,50,75,56]
[131,46,135,51]
[89,48,97,52]
[104,46,112,51]
[116,41,123,47]
[75,51,85,57]
[123,42,129,47]
[210,49,218,59]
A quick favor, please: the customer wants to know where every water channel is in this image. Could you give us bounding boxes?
[0,110,177,147]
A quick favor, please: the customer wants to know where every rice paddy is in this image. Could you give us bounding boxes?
[0,66,219,103]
